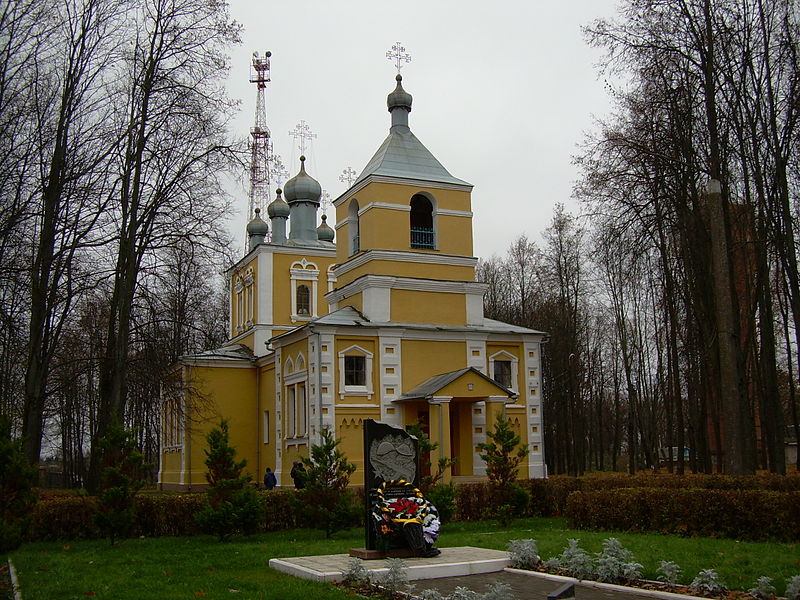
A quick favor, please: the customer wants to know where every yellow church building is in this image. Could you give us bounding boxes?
[158,74,546,490]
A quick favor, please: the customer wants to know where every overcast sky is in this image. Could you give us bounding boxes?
[224,0,620,259]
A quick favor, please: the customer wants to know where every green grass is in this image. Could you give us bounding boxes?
[6,518,800,599]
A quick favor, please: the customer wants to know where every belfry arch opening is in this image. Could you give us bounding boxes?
[410,194,435,249]
[348,199,360,255]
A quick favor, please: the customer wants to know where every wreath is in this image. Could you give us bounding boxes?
[370,479,440,549]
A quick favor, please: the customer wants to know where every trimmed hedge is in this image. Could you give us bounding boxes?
[565,488,800,542]
[454,473,800,521]
[28,490,311,541]
[27,473,800,541]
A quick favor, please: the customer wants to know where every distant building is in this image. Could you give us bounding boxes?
[158,74,546,490]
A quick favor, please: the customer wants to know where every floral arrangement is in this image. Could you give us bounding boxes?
[371,479,440,548]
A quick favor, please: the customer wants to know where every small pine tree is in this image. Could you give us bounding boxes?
[0,416,38,553]
[195,420,262,541]
[477,412,529,523]
[94,423,150,545]
[297,429,358,538]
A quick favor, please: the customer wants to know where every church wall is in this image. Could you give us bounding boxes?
[359,206,408,253]
[400,339,466,389]
[336,409,379,486]
[338,291,363,313]
[257,361,277,487]
[334,182,474,262]
[391,289,466,325]
[271,253,298,323]
[159,449,183,488]
[336,260,475,285]
[230,256,258,338]
[177,364,258,490]
[278,338,310,485]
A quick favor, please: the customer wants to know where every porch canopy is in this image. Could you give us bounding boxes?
[394,367,516,403]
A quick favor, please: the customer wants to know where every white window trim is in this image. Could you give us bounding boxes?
[283,354,308,440]
[489,350,519,394]
[338,344,374,399]
[290,259,320,322]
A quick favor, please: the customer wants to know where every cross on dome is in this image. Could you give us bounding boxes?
[386,42,411,73]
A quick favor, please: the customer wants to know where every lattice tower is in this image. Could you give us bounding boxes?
[249,51,272,220]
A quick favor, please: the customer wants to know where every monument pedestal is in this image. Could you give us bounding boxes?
[349,547,419,560]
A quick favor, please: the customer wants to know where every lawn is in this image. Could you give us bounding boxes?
[6,518,800,600]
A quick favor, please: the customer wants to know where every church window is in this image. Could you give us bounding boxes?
[290,259,319,321]
[349,199,360,255]
[410,194,435,249]
[345,356,366,386]
[287,387,296,437]
[284,354,308,440]
[162,398,182,448]
[493,360,512,389]
[489,350,519,393]
[338,344,374,397]
[296,284,310,315]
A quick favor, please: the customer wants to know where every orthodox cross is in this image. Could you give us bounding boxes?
[289,120,317,156]
[269,154,289,188]
[339,166,357,187]
[320,190,331,214]
[386,42,411,73]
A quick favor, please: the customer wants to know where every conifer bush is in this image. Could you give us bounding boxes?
[0,416,38,552]
[477,413,529,524]
[94,423,150,545]
[195,420,262,541]
[296,429,358,538]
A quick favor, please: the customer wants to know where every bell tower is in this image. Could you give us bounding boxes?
[329,73,485,328]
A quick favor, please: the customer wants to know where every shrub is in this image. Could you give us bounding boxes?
[549,538,594,580]
[656,560,683,585]
[786,576,800,600]
[94,423,150,545]
[565,488,800,541]
[593,538,643,584]
[749,576,776,600]
[691,569,727,596]
[342,557,371,587]
[195,420,262,541]
[296,430,359,538]
[376,558,409,599]
[478,414,529,525]
[507,538,540,570]
[426,483,456,523]
[0,417,38,552]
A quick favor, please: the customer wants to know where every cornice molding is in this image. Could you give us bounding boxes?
[332,249,477,277]
[333,175,473,208]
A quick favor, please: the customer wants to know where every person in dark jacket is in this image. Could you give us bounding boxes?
[263,467,277,490]
[290,461,306,489]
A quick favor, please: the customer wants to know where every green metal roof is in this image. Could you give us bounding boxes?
[354,127,471,187]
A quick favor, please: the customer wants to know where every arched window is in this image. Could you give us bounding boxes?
[348,199,360,255]
[410,194,435,249]
[296,284,310,315]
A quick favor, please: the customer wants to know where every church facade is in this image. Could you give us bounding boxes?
[158,74,546,490]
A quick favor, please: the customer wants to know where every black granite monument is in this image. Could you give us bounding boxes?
[362,419,420,551]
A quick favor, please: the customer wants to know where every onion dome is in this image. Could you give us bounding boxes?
[246,207,269,237]
[283,156,321,204]
[316,214,334,242]
[267,188,290,218]
[387,74,412,112]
